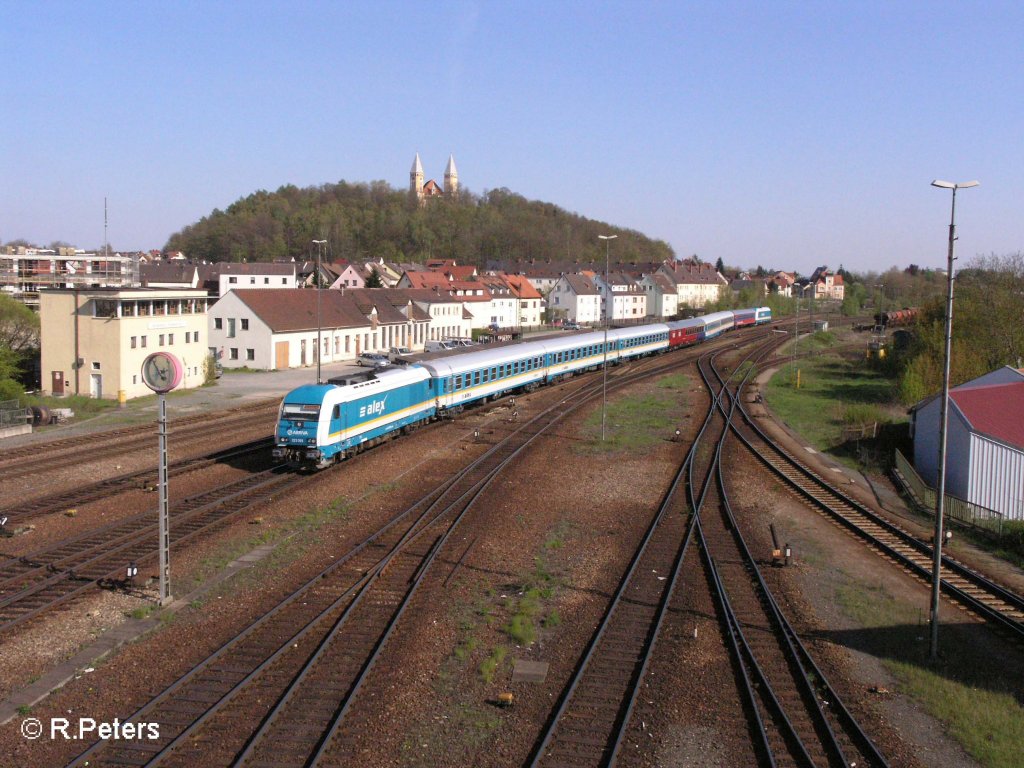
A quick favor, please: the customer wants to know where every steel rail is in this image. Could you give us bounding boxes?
[706,350,888,767]
[721,359,1024,638]
[530,340,772,767]
[66,332,718,768]
[0,437,274,528]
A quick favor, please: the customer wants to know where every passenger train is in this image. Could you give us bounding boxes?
[274,306,772,468]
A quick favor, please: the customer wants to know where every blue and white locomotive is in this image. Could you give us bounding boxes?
[274,306,771,468]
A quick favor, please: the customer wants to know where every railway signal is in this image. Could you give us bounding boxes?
[141,351,183,606]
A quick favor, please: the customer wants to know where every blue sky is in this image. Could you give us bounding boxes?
[2,1,1021,275]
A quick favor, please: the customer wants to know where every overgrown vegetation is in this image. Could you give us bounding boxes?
[165,181,674,265]
[846,254,1023,405]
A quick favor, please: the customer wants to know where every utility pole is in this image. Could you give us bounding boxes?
[928,179,978,661]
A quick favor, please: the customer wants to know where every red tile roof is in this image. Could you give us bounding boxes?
[230,289,369,332]
[951,382,1024,450]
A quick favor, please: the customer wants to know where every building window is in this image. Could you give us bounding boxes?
[246,349,255,360]
[131,336,137,349]
[214,318,223,330]
[92,361,101,370]
[141,336,148,348]
[281,278,287,284]
[241,319,249,331]
[159,334,165,346]
[227,318,236,338]
[250,277,256,284]
[185,333,190,344]
[133,374,137,384]
[94,299,118,318]
[229,348,239,360]
[229,276,237,284]
[264,277,269,284]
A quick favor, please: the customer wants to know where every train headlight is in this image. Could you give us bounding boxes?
[307,438,317,445]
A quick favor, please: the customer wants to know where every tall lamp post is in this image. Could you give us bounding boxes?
[598,234,617,441]
[312,239,327,384]
[928,178,978,661]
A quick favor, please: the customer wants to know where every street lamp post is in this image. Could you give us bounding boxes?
[312,239,327,384]
[598,234,617,441]
[928,178,978,661]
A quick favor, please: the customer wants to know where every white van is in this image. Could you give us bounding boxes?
[424,340,457,352]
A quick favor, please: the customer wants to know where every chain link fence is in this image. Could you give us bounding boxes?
[0,399,27,429]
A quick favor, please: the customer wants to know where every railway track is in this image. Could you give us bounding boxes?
[0,437,274,530]
[712,353,1024,640]
[691,348,887,768]
[528,334,838,767]
[0,466,296,634]
[64,332,724,768]
[0,401,279,480]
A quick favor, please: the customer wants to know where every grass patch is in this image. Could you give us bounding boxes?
[835,580,1024,767]
[125,604,157,620]
[17,704,31,716]
[174,496,350,596]
[23,393,119,420]
[765,332,905,468]
[479,645,508,683]
[579,388,685,453]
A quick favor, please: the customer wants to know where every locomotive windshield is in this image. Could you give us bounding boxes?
[282,404,320,420]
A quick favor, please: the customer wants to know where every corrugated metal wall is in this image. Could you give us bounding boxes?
[969,434,1024,521]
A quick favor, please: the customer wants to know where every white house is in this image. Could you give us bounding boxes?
[640,273,680,318]
[659,260,726,308]
[217,262,296,296]
[207,289,421,370]
[503,274,544,329]
[594,272,647,323]
[548,274,602,325]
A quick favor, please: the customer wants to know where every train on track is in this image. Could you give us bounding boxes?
[274,306,772,468]
[874,307,920,327]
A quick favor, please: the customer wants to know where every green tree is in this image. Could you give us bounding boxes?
[364,269,384,288]
[0,293,40,352]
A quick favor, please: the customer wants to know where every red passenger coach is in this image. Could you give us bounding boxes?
[732,308,758,328]
[666,317,704,348]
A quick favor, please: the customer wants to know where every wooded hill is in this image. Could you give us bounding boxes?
[165,182,675,266]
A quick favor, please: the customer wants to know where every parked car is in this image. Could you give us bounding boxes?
[424,340,458,352]
[563,321,580,330]
[357,352,389,367]
[388,346,413,361]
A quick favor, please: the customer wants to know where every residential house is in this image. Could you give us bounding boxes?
[502,274,544,329]
[217,262,296,296]
[640,273,680,319]
[659,260,726,309]
[208,289,419,371]
[593,272,648,323]
[548,274,602,325]
[805,266,845,301]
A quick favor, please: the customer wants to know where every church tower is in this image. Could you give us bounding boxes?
[410,153,424,200]
[444,154,459,197]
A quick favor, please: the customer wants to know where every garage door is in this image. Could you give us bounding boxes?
[275,341,289,370]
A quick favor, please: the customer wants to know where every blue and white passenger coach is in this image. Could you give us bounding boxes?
[274,366,437,468]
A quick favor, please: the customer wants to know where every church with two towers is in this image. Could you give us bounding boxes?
[410,153,458,203]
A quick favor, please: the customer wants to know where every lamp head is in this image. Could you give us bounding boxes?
[931,180,980,190]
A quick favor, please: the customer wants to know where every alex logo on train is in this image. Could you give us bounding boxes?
[359,397,388,418]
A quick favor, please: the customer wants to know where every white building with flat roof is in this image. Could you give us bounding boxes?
[40,288,211,400]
